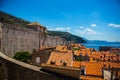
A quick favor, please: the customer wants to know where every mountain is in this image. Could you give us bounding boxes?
[0,11,30,26]
[86,40,108,44]
[48,31,86,43]
[87,40,120,44]
[0,11,86,43]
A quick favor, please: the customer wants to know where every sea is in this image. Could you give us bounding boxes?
[82,43,120,50]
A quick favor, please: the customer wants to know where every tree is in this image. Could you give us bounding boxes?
[75,57,84,61]
[72,47,80,50]
[13,51,31,63]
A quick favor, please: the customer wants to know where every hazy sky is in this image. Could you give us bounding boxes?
[0,0,120,42]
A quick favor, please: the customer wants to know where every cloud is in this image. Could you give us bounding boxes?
[91,24,96,27]
[67,31,70,33]
[48,27,71,31]
[66,27,71,30]
[48,27,64,31]
[75,28,97,35]
[75,29,80,33]
[81,28,96,35]
[108,23,120,28]
[55,27,65,30]
[80,26,84,29]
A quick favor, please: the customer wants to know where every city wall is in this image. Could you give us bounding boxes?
[0,52,78,80]
[0,23,65,57]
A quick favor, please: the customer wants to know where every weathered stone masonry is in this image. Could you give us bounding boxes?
[0,23,78,80]
[0,23,65,57]
[0,52,79,80]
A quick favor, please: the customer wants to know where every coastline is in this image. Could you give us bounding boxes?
[82,43,120,50]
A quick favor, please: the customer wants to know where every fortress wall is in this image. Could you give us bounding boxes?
[0,23,78,80]
[0,52,74,80]
[0,23,65,57]
[1,24,39,57]
[45,35,64,47]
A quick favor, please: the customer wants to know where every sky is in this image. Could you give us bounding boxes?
[0,0,120,42]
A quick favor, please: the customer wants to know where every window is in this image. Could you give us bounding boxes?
[81,70,85,75]
[60,60,64,63]
[80,53,82,56]
[80,66,86,75]
[73,55,76,60]
[63,62,67,66]
[33,49,36,53]
[108,59,111,61]
[50,60,55,65]
[36,57,40,63]
[103,64,106,68]
[85,53,88,56]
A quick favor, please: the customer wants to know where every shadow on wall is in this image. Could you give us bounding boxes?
[0,52,79,80]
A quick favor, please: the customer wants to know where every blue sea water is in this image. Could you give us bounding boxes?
[82,43,120,50]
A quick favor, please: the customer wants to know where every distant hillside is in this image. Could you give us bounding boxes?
[0,11,30,26]
[87,40,120,44]
[0,11,86,43]
[48,31,86,43]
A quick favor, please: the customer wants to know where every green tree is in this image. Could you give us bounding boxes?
[72,47,80,50]
[75,57,84,61]
[13,51,31,63]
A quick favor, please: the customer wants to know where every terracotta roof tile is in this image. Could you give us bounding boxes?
[56,46,68,52]
[73,61,120,76]
[86,62,103,76]
[80,75,104,80]
[47,51,73,66]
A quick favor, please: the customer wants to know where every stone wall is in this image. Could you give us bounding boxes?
[0,23,65,57]
[0,52,78,80]
[31,48,54,66]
